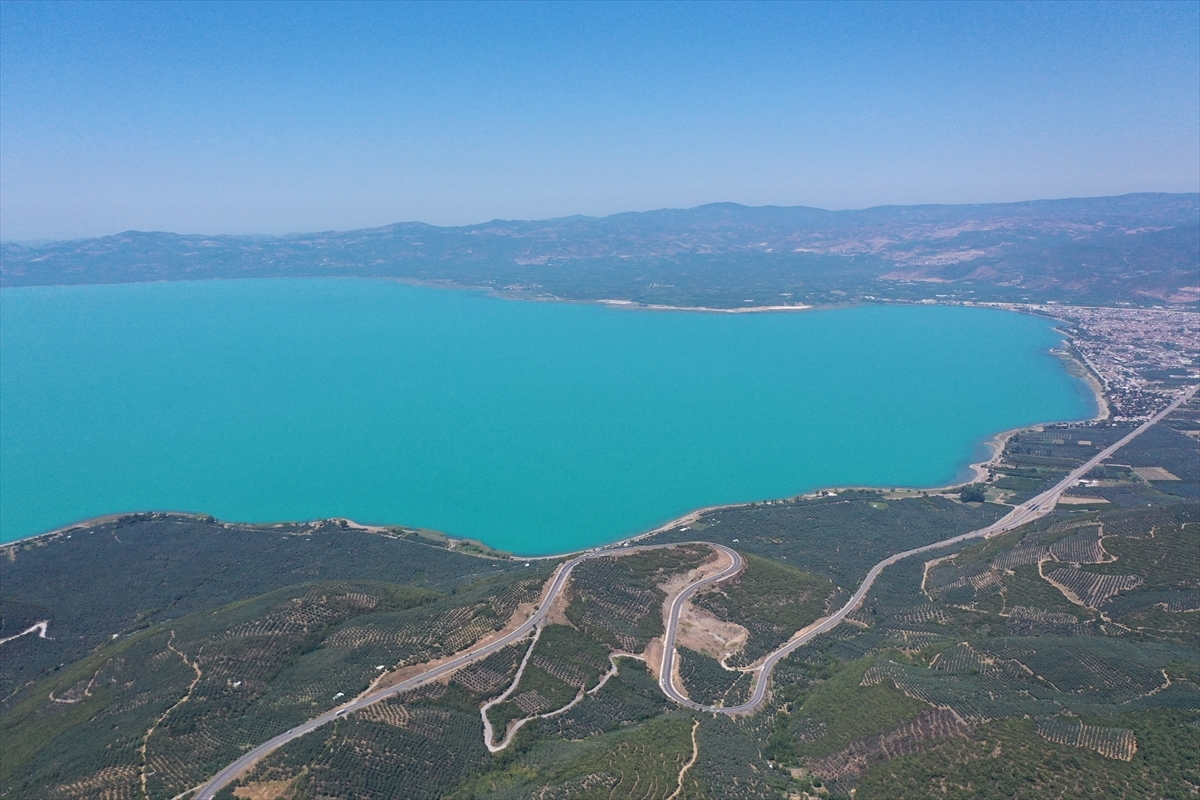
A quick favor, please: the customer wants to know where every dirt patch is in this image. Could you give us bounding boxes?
[542,580,574,628]
[645,544,740,676]
[655,546,735,613]
[235,777,297,800]
[676,604,748,662]
[644,638,664,680]
[1132,466,1180,481]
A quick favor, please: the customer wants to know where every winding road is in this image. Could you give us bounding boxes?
[660,383,1199,714]
[195,384,1194,797]
[194,542,706,798]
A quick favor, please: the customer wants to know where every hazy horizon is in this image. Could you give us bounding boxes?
[2,1,1197,241]
[3,190,1196,245]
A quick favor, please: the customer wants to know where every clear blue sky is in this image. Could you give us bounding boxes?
[1,0,1197,240]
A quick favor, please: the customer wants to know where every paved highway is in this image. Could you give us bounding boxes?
[657,544,744,705]
[194,542,708,798]
[660,384,1198,714]
[196,385,1194,795]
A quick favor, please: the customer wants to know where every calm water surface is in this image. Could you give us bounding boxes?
[0,280,1094,553]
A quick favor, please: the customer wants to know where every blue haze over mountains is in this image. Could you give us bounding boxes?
[2,193,1196,307]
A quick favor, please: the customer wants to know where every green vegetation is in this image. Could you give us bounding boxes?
[647,492,1006,587]
[693,714,791,799]
[1002,564,1094,618]
[693,553,832,666]
[1114,424,1200,484]
[677,647,749,707]
[566,545,711,652]
[1117,605,1200,644]
[0,566,545,799]
[959,484,987,503]
[786,656,929,761]
[242,704,489,800]
[953,527,1024,567]
[0,515,536,703]
[543,658,672,740]
[3,406,1197,799]
[484,624,610,734]
[732,416,1200,796]
[856,711,1200,800]
[0,627,190,787]
[991,426,1132,503]
[1088,518,1199,590]
[453,715,699,799]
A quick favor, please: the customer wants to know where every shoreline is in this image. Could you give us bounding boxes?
[595,299,813,313]
[0,346,1119,559]
[1,275,817,315]
[0,302,1121,559]
[0,411,1113,560]
[5,274,1197,315]
[610,382,1112,553]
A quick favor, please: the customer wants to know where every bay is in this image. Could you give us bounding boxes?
[0,279,1095,554]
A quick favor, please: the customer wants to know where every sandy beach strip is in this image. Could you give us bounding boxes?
[598,299,812,313]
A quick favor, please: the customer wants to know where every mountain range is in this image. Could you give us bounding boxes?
[3,193,1197,306]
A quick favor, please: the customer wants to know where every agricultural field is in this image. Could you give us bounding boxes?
[0,516,531,704]
[0,574,556,799]
[746,496,1200,797]
[483,623,611,736]
[1056,400,1200,509]
[0,522,557,800]
[987,416,1198,510]
[854,711,1200,799]
[455,715,701,799]
[223,644,538,800]
[540,657,673,740]
[566,545,712,653]
[987,426,1126,503]
[645,491,1007,588]
[676,647,752,707]
[2,396,1197,799]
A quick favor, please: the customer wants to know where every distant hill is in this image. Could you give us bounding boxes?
[3,193,1197,306]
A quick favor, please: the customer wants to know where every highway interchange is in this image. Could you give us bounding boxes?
[197,383,1195,798]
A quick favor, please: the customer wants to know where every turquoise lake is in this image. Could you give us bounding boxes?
[0,279,1095,554]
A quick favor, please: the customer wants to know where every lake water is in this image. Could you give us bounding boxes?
[0,279,1095,554]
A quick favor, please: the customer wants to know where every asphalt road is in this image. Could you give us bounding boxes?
[194,542,701,798]
[660,383,1198,715]
[195,384,1195,796]
[657,544,744,704]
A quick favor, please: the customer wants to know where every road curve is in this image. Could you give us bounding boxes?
[194,542,720,798]
[660,384,1198,715]
[657,545,745,704]
[196,386,1194,795]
